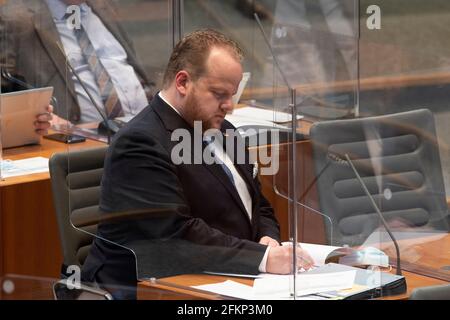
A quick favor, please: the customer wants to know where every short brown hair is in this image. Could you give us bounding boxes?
[162,29,244,88]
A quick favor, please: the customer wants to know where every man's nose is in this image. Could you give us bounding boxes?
[221,98,234,113]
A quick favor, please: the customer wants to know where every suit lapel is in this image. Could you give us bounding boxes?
[88,0,152,87]
[201,147,252,225]
[205,133,256,225]
[32,0,150,114]
[32,2,78,101]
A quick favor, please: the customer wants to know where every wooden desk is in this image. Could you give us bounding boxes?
[140,236,449,300]
[139,270,448,300]
[0,138,105,278]
[380,232,450,282]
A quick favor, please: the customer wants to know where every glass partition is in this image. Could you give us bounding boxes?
[356,0,450,286]
[358,0,450,197]
[316,109,449,293]
[2,0,449,301]
[0,274,192,300]
[58,0,172,300]
[0,0,73,289]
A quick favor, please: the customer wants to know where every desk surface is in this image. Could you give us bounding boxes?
[140,233,450,300]
[140,270,448,300]
[1,137,105,187]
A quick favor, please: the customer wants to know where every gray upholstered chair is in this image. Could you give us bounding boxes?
[409,284,450,300]
[49,146,108,277]
[309,109,449,246]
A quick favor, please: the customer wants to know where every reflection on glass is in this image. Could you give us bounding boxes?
[0,274,191,300]
[268,0,358,120]
[2,0,449,300]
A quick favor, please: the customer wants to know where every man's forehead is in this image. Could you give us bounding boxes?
[206,47,241,68]
[203,50,242,83]
[201,73,241,91]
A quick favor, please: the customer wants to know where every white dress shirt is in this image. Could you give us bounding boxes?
[46,0,148,123]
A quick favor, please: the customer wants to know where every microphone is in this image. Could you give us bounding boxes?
[329,151,403,276]
[54,42,122,143]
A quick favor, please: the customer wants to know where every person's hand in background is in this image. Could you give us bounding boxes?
[34,104,53,135]
[34,105,69,135]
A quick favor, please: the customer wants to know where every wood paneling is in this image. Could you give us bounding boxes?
[1,180,61,277]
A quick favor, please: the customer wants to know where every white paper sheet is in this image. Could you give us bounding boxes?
[0,157,49,178]
[192,280,295,300]
[224,114,288,129]
[204,271,266,278]
[282,242,345,266]
[297,243,344,266]
[192,280,255,300]
[231,106,303,123]
[193,270,356,300]
[253,270,356,298]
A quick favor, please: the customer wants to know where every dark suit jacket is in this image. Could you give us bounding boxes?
[82,94,280,294]
[0,0,153,122]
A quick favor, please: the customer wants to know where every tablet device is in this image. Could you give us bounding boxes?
[1,87,54,149]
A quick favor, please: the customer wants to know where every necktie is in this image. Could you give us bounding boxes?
[75,25,124,119]
[203,139,235,186]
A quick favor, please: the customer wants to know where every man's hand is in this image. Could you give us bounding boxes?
[265,245,314,274]
[34,105,69,135]
[259,236,280,247]
[34,105,53,136]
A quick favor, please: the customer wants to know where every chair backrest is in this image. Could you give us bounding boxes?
[49,146,108,276]
[310,109,449,246]
[409,284,450,300]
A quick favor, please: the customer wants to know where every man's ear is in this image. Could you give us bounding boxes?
[174,70,190,96]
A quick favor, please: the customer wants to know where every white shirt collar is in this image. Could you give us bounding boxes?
[158,91,181,116]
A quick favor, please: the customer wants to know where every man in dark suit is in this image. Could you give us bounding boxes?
[0,0,154,133]
[82,29,314,299]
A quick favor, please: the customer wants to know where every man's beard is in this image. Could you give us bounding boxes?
[185,89,222,131]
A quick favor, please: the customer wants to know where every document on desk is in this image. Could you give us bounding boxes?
[192,280,255,300]
[0,157,49,178]
[224,114,289,130]
[294,242,345,266]
[192,280,324,300]
[198,264,403,300]
[253,270,356,298]
[205,242,346,278]
[231,106,303,123]
[194,269,356,300]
